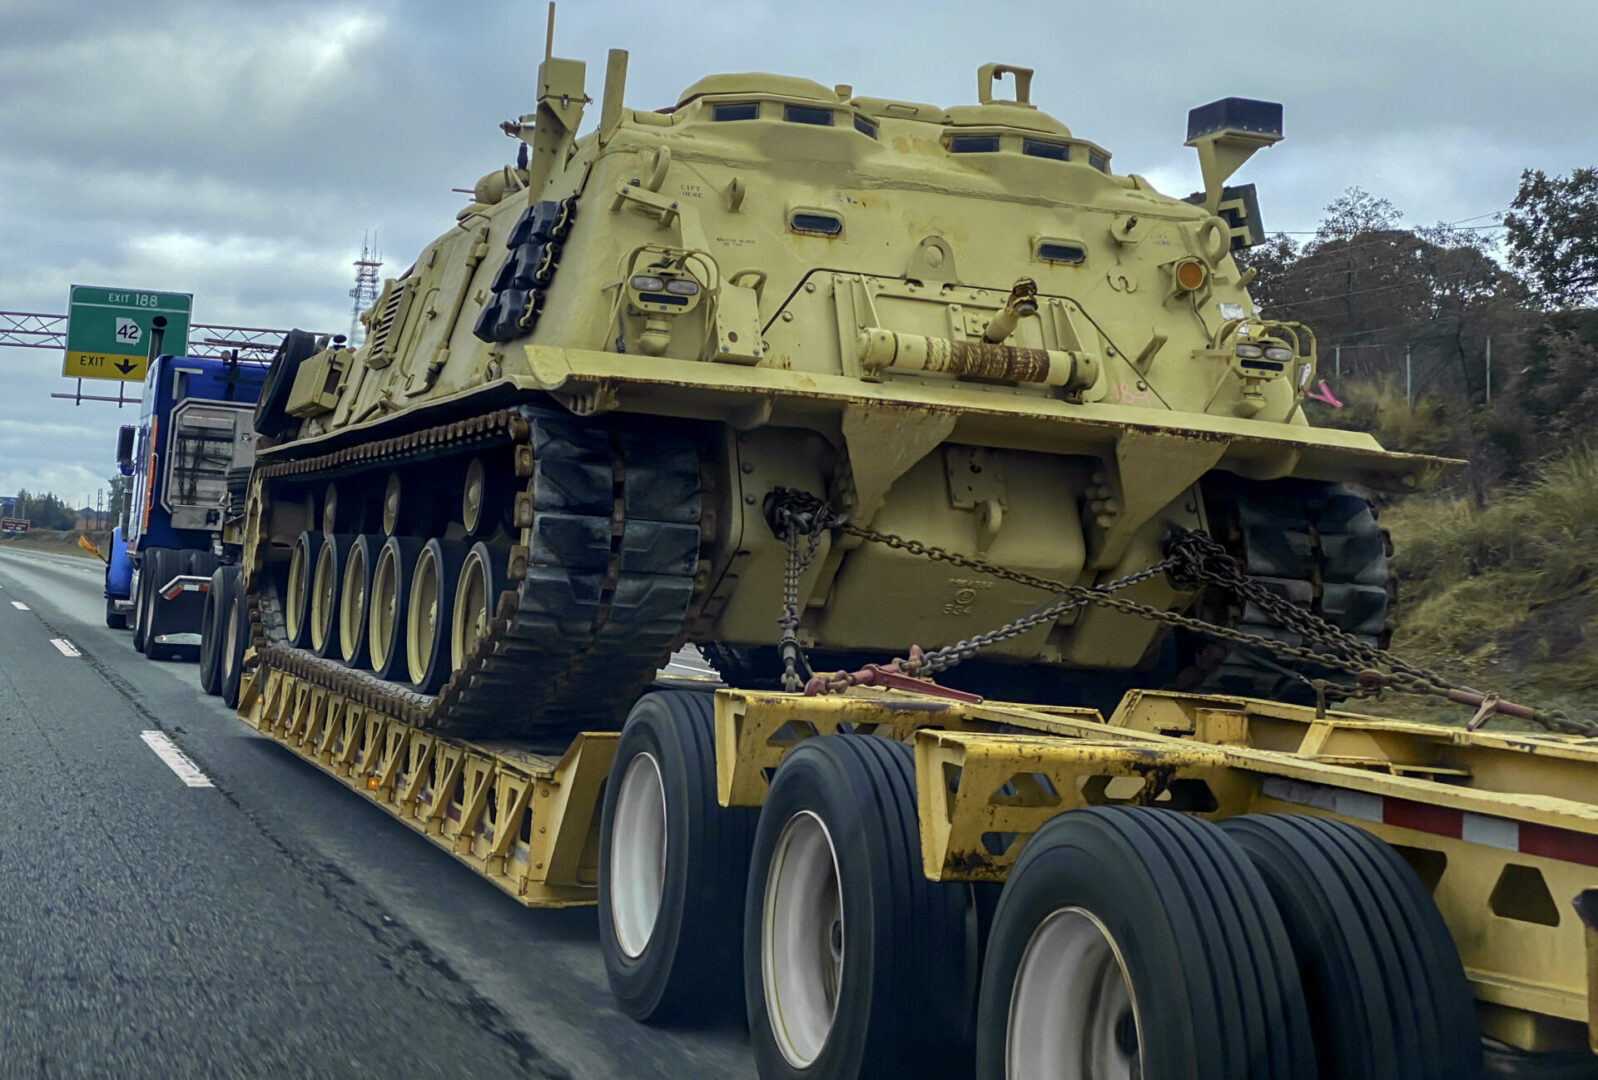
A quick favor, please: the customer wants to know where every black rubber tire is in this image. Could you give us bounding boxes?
[104,598,127,630]
[745,736,980,1079]
[311,533,358,660]
[286,531,323,649]
[407,538,470,693]
[975,806,1316,1080]
[220,575,249,708]
[1219,814,1483,1080]
[198,566,237,695]
[1483,1040,1598,1078]
[130,552,155,652]
[338,534,382,668]
[254,329,321,439]
[597,691,757,1023]
[369,536,424,681]
[141,548,181,660]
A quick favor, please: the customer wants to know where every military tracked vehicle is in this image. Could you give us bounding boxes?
[239,45,1444,740]
[224,23,1598,1080]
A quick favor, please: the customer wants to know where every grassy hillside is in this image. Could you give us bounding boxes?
[1375,446,1598,722]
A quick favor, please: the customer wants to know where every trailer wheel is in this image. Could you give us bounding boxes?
[1219,814,1483,1080]
[220,574,249,708]
[198,566,237,695]
[597,691,756,1022]
[976,807,1316,1080]
[746,736,978,1079]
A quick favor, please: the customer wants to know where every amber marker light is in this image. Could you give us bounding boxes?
[1175,258,1207,292]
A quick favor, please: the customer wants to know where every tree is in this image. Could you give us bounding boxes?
[11,489,77,530]
[1505,168,1598,308]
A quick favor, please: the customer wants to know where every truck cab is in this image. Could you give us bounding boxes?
[105,353,265,656]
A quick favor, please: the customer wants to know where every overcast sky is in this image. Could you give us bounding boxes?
[2,0,1594,505]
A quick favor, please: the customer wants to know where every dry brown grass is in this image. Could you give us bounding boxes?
[1379,444,1598,719]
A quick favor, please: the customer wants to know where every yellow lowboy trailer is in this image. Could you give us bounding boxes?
[240,665,1598,1079]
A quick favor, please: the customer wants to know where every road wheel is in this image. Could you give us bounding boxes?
[286,531,322,648]
[198,566,237,695]
[746,736,979,1079]
[339,535,381,667]
[976,806,1316,1080]
[1219,814,1483,1080]
[451,543,510,672]
[598,691,756,1023]
[220,573,249,708]
[105,598,127,630]
[406,538,469,693]
[310,533,356,659]
[369,536,423,680]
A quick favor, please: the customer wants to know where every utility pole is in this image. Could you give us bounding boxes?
[1405,345,1412,407]
[1334,345,1341,385]
[1485,337,1492,404]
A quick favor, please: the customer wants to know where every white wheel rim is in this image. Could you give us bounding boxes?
[762,810,844,1069]
[287,540,309,641]
[608,752,668,959]
[370,545,399,670]
[311,543,336,652]
[407,547,440,684]
[1006,907,1141,1080]
[339,542,368,660]
[451,549,491,671]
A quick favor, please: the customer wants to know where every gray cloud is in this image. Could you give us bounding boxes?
[2,0,1593,499]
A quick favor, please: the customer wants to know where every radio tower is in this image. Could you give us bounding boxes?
[349,233,382,345]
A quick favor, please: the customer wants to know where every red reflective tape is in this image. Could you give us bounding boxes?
[1382,798,1463,839]
[1520,823,1598,869]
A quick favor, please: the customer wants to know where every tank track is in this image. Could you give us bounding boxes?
[1183,476,1394,702]
[249,406,706,741]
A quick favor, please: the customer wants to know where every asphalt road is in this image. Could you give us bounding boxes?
[0,547,753,1079]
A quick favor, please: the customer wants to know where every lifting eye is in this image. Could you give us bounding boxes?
[791,211,842,236]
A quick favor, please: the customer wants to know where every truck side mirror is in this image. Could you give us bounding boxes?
[116,425,136,475]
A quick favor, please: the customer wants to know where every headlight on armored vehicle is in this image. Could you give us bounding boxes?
[664,279,700,296]
[1235,343,1264,359]
[630,275,666,292]
[1264,346,1293,362]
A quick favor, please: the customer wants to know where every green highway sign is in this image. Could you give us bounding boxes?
[63,285,192,382]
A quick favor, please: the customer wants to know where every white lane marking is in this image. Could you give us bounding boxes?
[10,601,27,610]
[140,731,215,788]
[49,638,81,657]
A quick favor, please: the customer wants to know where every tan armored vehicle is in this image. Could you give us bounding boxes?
[240,43,1444,742]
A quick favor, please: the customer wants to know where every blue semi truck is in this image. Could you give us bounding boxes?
[107,351,268,699]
